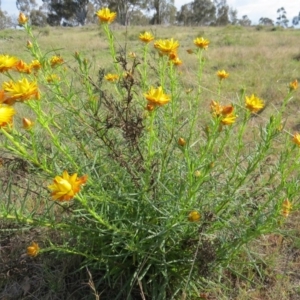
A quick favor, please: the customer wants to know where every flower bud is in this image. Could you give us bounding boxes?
[27,40,33,48]
[18,12,28,25]
[178,137,186,146]
[188,211,201,222]
[22,118,34,130]
[194,170,201,177]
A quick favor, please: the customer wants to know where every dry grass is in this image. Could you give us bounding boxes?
[0,24,300,299]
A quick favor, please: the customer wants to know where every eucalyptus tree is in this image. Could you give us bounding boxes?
[177,0,216,26]
[140,0,175,24]
[41,0,89,26]
[16,0,37,14]
[276,7,289,27]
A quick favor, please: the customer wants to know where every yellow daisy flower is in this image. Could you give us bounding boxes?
[245,94,264,113]
[15,60,31,74]
[221,113,237,125]
[50,55,64,67]
[217,70,229,80]
[144,86,170,107]
[210,100,234,117]
[30,60,42,72]
[210,100,236,125]
[105,73,119,82]
[289,79,298,91]
[154,38,179,55]
[27,242,40,257]
[48,170,88,202]
[3,78,40,104]
[194,37,210,49]
[169,52,182,66]
[0,104,15,128]
[96,8,117,24]
[139,31,154,43]
[0,55,18,72]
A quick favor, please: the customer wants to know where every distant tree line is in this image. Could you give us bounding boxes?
[10,0,249,27]
[0,0,298,28]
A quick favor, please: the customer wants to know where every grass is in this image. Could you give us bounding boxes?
[0,23,300,299]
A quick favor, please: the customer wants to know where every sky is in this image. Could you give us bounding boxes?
[1,0,300,25]
[175,0,300,24]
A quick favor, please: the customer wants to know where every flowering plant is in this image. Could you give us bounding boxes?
[0,11,299,299]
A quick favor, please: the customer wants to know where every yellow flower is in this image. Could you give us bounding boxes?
[171,56,182,66]
[154,38,179,55]
[210,100,223,117]
[188,211,201,222]
[194,37,210,49]
[48,170,88,201]
[139,31,154,43]
[292,132,300,146]
[282,199,292,217]
[0,104,15,128]
[3,78,40,104]
[0,55,18,72]
[96,8,117,24]
[289,79,298,91]
[30,60,42,72]
[22,117,34,130]
[245,94,264,113]
[50,55,64,67]
[210,101,236,125]
[46,74,60,83]
[0,90,5,103]
[178,137,186,146]
[105,73,119,82]
[221,113,236,125]
[217,70,229,80]
[210,100,234,117]
[18,12,28,25]
[27,242,40,257]
[144,86,170,107]
[15,60,31,74]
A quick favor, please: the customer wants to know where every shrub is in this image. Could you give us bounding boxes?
[0,10,299,299]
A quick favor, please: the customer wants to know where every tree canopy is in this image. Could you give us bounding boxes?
[13,0,294,28]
